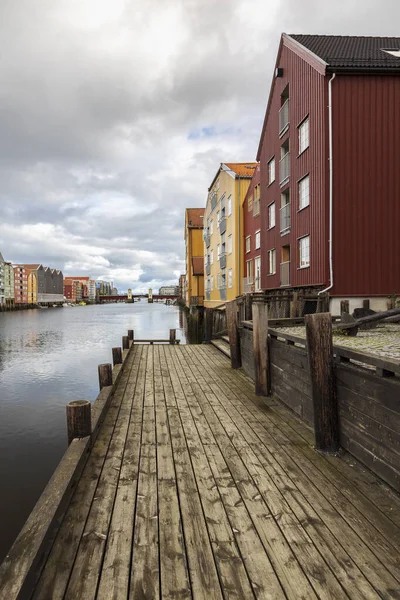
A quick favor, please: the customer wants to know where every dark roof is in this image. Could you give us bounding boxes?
[290,35,400,71]
[186,208,204,228]
[191,257,204,276]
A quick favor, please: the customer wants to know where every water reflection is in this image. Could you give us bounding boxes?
[0,302,185,562]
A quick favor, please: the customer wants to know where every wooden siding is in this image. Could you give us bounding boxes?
[332,74,400,296]
[259,42,329,291]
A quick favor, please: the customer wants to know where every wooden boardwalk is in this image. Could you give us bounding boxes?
[30,344,400,599]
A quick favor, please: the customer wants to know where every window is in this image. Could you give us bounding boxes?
[299,235,310,267]
[216,210,220,226]
[210,249,214,264]
[268,158,275,185]
[228,234,232,254]
[298,175,310,210]
[299,117,309,154]
[253,185,260,216]
[268,249,276,274]
[255,230,260,249]
[228,269,233,288]
[254,257,261,290]
[211,276,214,291]
[245,236,251,253]
[217,244,220,259]
[268,203,275,229]
[227,195,232,216]
[248,194,253,212]
[209,219,213,235]
[246,259,253,278]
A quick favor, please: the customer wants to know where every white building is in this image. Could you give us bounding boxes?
[159,285,179,295]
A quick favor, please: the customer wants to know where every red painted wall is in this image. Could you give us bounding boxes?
[331,74,400,296]
[243,166,261,283]
[259,41,329,291]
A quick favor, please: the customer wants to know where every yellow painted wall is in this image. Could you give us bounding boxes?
[27,272,37,304]
[184,214,205,306]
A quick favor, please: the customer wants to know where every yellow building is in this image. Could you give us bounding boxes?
[184,208,205,307]
[204,163,258,307]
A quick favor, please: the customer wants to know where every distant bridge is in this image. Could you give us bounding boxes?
[98,294,179,302]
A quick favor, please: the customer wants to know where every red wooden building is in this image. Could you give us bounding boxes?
[242,165,261,293]
[257,34,400,314]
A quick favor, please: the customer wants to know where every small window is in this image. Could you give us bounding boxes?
[268,158,275,184]
[216,210,220,226]
[210,249,214,264]
[268,249,276,274]
[268,203,275,229]
[299,175,310,210]
[217,244,220,259]
[255,230,261,249]
[209,220,213,235]
[248,194,253,212]
[253,186,260,217]
[211,275,214,291]
[227,195,232,216]
[299,235,310,268]
[245,236,251,253]
[228,269,233,288]
[298,117,309,154]
[228,234,232,254]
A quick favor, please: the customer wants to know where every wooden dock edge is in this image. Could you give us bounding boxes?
[0,339,134,599]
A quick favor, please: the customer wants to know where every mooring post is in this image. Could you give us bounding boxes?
[204,308,213,342]
[290,291,299,318]
[66,400,91,446]
[122,335,129,350]
[226,300,241,369]
[305,312,339,453]
[112,347,122,366]
[169,329,176,344]
[128,329,134,341]
[252,296,270,395]
[98,363,113,390]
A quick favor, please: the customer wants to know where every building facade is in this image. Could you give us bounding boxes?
[159,286,179,295]
[204,163,257,307]
[4,262,15,305]
[0,252,4,305]
[242,166,261,293]
[257,34,400,314]
[184,208,205,307]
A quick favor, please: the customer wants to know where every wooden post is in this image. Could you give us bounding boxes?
[66,400,91,445]
[128,329,134,341]
[112,347,122,366]
[122,335,129,350]
[169,329,176,344]
[340,300,349,314]
[244,294,252,321]
[98,363,112,390]
[290,291,298,318]
[252,299,270,395]
[305,313,339,453]
[204,308,213,342]
[362,299,370,310]
[226,300,241,369]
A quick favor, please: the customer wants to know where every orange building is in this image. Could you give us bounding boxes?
[184,208,205,307]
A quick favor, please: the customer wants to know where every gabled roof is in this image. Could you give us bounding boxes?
[186,208,204,228]
[223,163,259,177]
[14,263,41,270]
[191,257,204,276]
[289,34,400,71]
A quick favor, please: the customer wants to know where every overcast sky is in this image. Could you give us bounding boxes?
[0,0,398,292]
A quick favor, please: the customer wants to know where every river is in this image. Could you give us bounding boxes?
[0,302,186,563]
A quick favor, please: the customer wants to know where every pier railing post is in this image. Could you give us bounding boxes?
[98,363,113,390]
[204,308,213,342]
[305,312,339,453]
[122,335,129,350]
[226,300,241,369]
[112,347,122,366]
[169,329,176,344]
[252,296,270,396]
[66,400,91,446]
[128,329,134,341]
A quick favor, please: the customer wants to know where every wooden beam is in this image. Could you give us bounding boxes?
[252,299,269,395]
[226,300,241,369]
[305,313,339,453]
[169,329,176,344]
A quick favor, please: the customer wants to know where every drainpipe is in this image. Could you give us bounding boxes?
[319,72,336,297]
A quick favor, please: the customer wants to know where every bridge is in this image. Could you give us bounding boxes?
[98,294,179,302]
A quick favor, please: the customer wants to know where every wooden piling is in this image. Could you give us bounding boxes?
[66,400,91,446]
[122,335,129,350]
[340,299,350,314]
[112,347,122,366]
[128,329,134,341]
[169,329,176,344]
[204,308,213,342]
[290,291,299,318]
[98,363,113,390]
[244,294,253,321]
[226,300,241,369]
[305,312,339,453]
[252,298,270,396]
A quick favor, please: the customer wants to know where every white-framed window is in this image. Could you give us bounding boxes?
[216,210,220,226]
[209,220,213,235]
[299,235,310,267]
[254,257,261,290]
[253,196,260,217]
[246,259,253,278]
[228,234,232,254]
[298,117,309,154]
[228,269,233,288]
[255,230,261,249]
[227,195,232,216]
[245,236,251,253]
[210,249,214,264]
[299,174,310,210]
[268,158,275,184]
[268,249,276,274]
[211,275,214,291]
[217,244,220,259]
[268,202,275,229]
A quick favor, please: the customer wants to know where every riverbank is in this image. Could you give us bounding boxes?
[0,304,39,312]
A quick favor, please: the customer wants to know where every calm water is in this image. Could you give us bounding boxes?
[0,302,186,562]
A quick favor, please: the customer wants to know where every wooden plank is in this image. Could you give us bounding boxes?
[269,336,310,373]
[336,364,400,414]
[252,300,269,395]
[226,299,241,369]
[270,364,314,424]
[305,313,339,453]
[339,401,400,455]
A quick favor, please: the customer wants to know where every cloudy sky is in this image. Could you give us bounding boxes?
[0,0,398,292]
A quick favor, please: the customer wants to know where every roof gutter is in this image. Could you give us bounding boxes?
[319,72,336,298]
